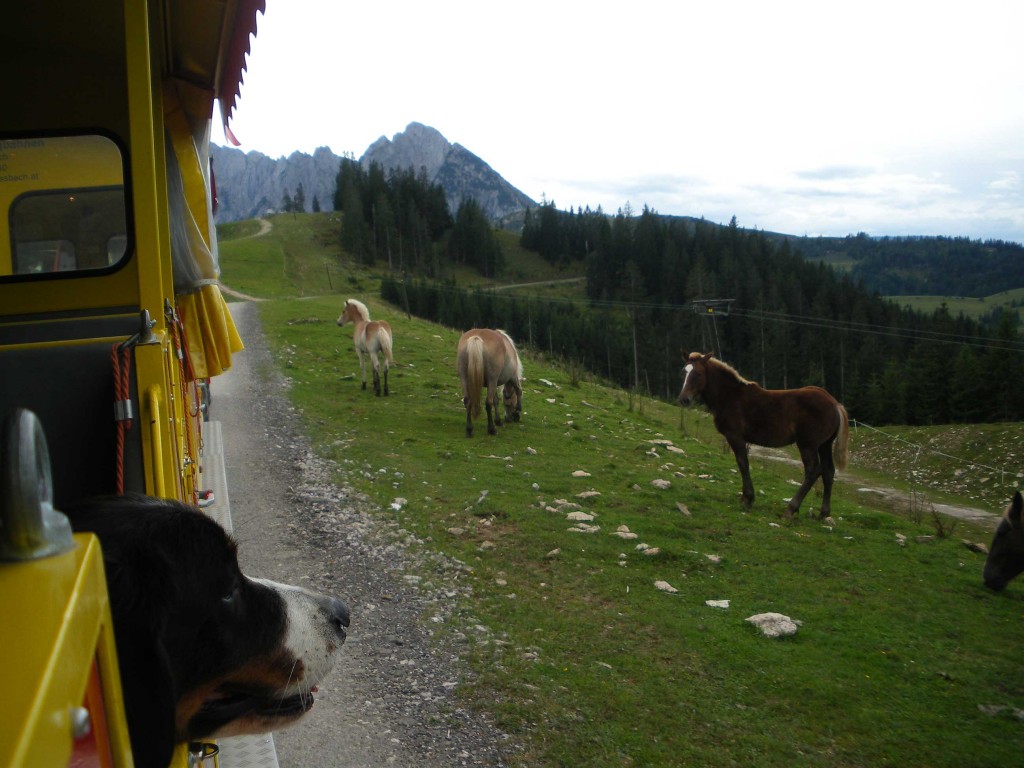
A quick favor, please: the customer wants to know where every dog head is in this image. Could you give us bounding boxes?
[68,494,349,768]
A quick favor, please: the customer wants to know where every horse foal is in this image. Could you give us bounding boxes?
[678,351,849,519]
[456,328,523,437]
[337,298,393,396]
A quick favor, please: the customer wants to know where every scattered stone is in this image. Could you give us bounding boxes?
[566,511,595,522]
[978,704,1024,720]
[676,502,692,516]
[963,539,989,554]
[568,523,601,534]
[651,479,672,490]
[391,497,407,511]
[532,482,540,491]
[654,580,678,594]
[916,535,935,544]
[895,533,907,547]
[641,547,661,556]
[577,490,601,499]
[612,525,638,540]
[526,446,537,455]
[705,554,721,564]
[666,445,685,454]
[446,527,465,536]
[538,378,557,388]
[822,516,836,526]
[572,470,592,477]
[746,612,801,638]
[545,548,561,558]
[705,599,730,609]
[479,541,495,550]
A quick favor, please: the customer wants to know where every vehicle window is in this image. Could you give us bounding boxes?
[3,135,129,279]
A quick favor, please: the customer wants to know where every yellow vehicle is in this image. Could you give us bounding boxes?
[1,1,263,765]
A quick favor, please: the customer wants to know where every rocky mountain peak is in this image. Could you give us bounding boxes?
[211,123,535,225]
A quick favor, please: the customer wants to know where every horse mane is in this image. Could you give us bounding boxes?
[346,298,370,321]
[496,329,524,380]
[688,352,752,386]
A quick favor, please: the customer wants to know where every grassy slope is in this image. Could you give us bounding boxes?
[219,214,1024,768]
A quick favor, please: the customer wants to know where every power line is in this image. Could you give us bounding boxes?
[415,280,1024,355]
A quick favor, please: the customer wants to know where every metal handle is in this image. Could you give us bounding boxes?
[0,408,74,561]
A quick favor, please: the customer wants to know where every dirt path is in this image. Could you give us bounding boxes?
[751,446,999,528]
[213,301,513,767]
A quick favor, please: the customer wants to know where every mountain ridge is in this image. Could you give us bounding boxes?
[211,122,536,225]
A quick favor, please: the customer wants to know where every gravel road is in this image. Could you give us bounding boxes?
[213,301,515,767]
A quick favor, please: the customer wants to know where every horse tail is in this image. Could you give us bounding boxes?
[465,336,484,419]
[379,324,394,366]
[833,404,850,471]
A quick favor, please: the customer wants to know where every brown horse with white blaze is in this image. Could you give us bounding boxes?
[457,328,523,437]
[678,352,850,519]
[337,299,393,396]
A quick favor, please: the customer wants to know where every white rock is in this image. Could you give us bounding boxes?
[651,479,672,490]
[545,548,561,558]
[612,525,638,540]
[566,511,595,522]
[746,612,801,638]
[676,502,692,516]
[654,580,678,594]
[526,446,537,455]
[577,490,602,499]
[572,470,591,477]
[705,599,730,609]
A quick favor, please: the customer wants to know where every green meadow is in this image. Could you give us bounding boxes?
[219,214,1024,768]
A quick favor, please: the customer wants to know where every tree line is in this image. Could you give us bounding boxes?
[383,202,1024,426]
[332,157,502,277]
[788,232,1024,297]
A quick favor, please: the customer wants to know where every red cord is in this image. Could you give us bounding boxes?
[111,343,132,494]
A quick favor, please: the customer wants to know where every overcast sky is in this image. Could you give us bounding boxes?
[219,0,1024,244]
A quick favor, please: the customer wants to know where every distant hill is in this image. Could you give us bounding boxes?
[210,122,536,225]
[785,232,1024,298]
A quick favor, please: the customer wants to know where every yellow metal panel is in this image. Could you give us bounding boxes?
[0,534,133,768]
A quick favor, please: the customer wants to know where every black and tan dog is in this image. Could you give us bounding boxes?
[68,494,349,768]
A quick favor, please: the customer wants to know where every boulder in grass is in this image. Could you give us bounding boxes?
[746,612,801,638]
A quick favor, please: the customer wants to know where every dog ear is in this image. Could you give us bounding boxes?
[103,548,180,768]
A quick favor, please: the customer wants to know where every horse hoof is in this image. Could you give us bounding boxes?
[361,383,367,390]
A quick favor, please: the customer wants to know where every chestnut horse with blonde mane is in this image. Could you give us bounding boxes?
[336,299,393,396]
[456,328,523,437]
[678,352,849,519]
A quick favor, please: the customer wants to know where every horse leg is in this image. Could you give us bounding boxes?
[382,361,389,396]
[817,439,837,519]
[486,381,498,435]
[370,351,381,396]
[727,436,755,509]
[464,397,474,437]
[357,349,367,390]
[787,445,822,519]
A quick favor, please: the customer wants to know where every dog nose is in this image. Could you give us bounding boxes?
[323,596,350,637]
